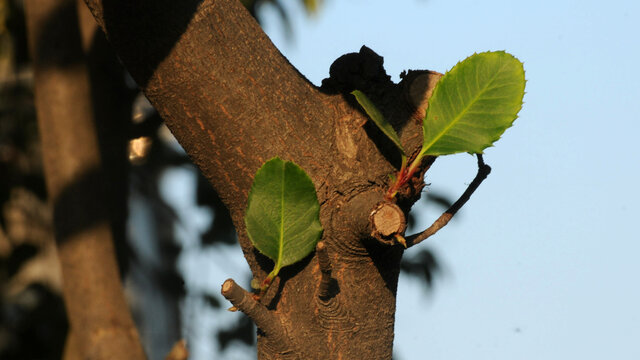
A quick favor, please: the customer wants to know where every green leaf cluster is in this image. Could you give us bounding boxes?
[353,51,525,158]
[244,157,323,287]
[242,51,525,285]
[351,51,525,199]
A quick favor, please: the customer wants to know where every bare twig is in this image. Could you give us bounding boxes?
[407,154,491,247]
[221,279,291,348]
[315,242,356,330]
[316,242,332,301]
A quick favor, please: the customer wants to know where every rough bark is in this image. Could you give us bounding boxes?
[24,0,145,358]
[81,0,440,358]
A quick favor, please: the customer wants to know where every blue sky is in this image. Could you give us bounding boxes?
[166,0,640,359]
[256,0,640,359]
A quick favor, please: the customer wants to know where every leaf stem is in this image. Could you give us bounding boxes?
[385,155,407,200]
[255,267,279,300]
[406,148,427,179]
[385,150,427,201]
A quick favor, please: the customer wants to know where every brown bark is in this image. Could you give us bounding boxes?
[81,0,440,358]
[76,0,133,275]
[24,0,145,359]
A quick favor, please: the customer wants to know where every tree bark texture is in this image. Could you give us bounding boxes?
[82,0,440,358]
[24,0,145,359]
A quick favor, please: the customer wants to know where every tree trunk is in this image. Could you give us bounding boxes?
[81,0,438,358]
[24,0,145,358]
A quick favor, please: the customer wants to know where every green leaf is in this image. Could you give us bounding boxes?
[244,157,323,279]
[421,51,525,156]
[351,90,405,156]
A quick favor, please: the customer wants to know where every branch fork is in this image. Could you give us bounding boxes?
[222,241,352,354]
[368,154,491,249]
[221,279,295,354]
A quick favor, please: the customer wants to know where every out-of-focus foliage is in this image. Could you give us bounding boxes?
[241,0,320,16]
[241,0,321,39]
[1,2,67,358]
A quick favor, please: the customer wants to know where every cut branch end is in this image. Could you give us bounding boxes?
[369,202,406,246]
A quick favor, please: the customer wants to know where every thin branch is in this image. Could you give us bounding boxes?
[315,242,356,330]
[221,279,292,349]
[316,242,333,301]
[407,154,491,247]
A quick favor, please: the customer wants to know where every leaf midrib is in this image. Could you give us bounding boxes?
[423,60,508,154]
[276,164,285,273]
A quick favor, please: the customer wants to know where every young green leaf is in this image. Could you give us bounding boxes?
[351,90,405,156]
[244,157,323,283]
[421,51,525,156]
